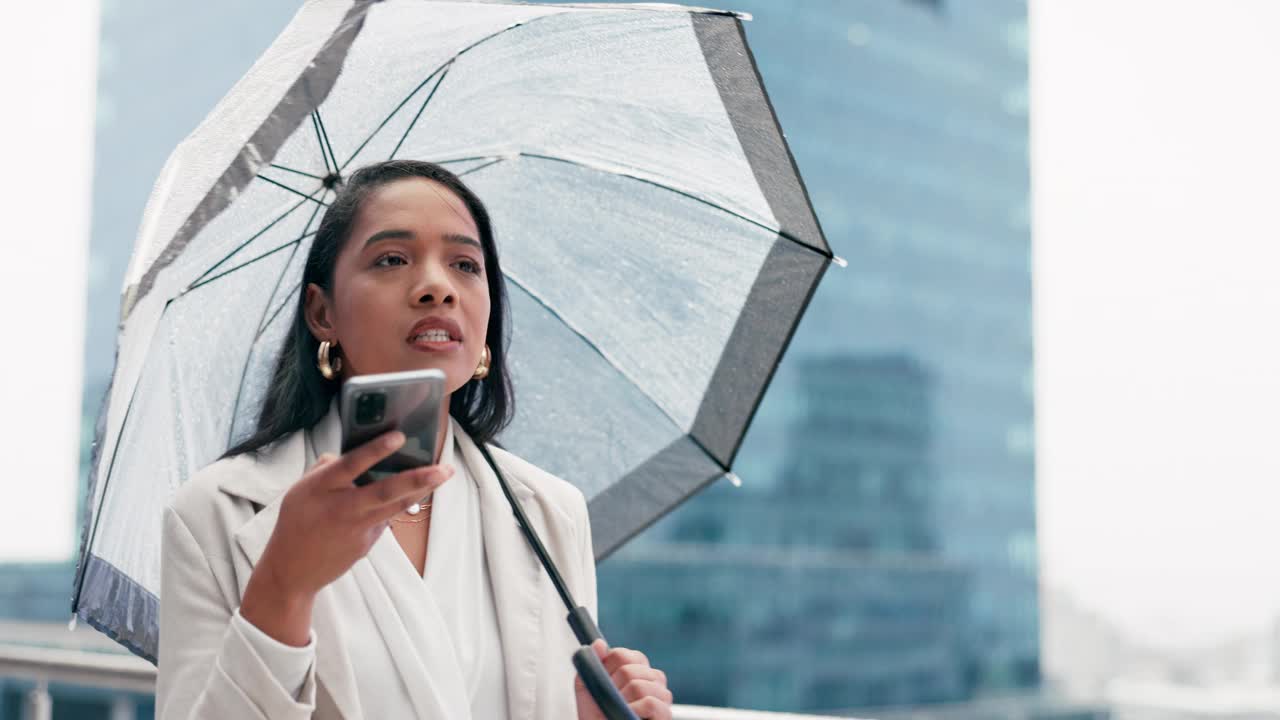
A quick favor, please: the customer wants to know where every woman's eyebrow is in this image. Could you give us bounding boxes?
[443,232,482,250]
[363,228,414,248]
[361,229,480,250]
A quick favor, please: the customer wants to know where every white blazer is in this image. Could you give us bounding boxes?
[156,408,597,720]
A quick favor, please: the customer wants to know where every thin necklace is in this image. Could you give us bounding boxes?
[392,499,433,524]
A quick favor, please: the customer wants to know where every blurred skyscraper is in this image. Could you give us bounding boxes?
[597,0,1037,713]
[603,355,975,709]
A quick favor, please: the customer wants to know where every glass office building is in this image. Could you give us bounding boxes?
[596,0,1037,713]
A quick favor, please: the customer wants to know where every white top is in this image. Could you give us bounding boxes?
[232,417,510,719]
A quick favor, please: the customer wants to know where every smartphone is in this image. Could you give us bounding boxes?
[339,368,447,486]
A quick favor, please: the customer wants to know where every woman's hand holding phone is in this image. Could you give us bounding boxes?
[239,430,453,646]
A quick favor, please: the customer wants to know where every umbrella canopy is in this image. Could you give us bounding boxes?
[74,0,833,661]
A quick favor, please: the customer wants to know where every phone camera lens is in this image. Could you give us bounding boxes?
[355,392,386,425]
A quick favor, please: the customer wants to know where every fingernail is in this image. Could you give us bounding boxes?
[385,431,405,449]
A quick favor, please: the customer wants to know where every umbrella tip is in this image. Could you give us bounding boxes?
[832,255,848,268]
[67,615,78,632]
[724,471,743,488]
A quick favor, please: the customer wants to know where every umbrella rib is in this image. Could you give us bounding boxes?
[310,112,337,176]
[389,63,453,160]
[257,278,304,341]
[501,269,687,437]
[269,163,324,181]
[456,157,506,178]
[447,149,826,259]
[189,189,324,288]
[443,14,560,73]
[184,235,308,295]
[314,110,340,176]
[435,154,504,165]
[257,174,329,207]
[339,64,450,170]
[517,152,825,257]
[74,363,143,613]
[255,192,326,337]
[339,13,561,171]
[310,112,333,176]
[230,197,327,445]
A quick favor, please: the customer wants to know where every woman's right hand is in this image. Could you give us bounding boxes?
[240,430,453,645]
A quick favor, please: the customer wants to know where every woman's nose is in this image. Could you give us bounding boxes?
[412,264,455,306]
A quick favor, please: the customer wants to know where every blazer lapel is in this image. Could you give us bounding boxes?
[454,421,546,720]
[221,417,364,720]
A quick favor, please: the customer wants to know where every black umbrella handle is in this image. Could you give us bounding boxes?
[568,605,602,645]
[569,608,644,719]
[574,646,642,720]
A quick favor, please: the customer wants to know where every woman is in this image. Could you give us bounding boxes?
[156,160,673,720]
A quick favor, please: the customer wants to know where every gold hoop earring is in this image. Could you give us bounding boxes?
[317,340,343,381]
[472,345,491,381]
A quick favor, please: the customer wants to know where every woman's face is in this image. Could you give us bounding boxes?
[305,177,491,396]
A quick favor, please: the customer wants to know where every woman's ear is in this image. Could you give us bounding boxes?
[304,283,336,341]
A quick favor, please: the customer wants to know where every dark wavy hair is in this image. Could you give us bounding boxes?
[226,160,514,457]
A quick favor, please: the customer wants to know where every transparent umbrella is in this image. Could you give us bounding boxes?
[73,0,835,661]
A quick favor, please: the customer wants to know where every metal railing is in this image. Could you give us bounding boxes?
[0,637,858,720]
[0,642,152,720]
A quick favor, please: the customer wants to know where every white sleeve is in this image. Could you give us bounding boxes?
[232,607,316,700]
[156,506,319,720]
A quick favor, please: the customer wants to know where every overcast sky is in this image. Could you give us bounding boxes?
[0,2,98,563]
[1033,0,1280,649]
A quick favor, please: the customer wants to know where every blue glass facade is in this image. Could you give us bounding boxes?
[595,0,1036,713]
